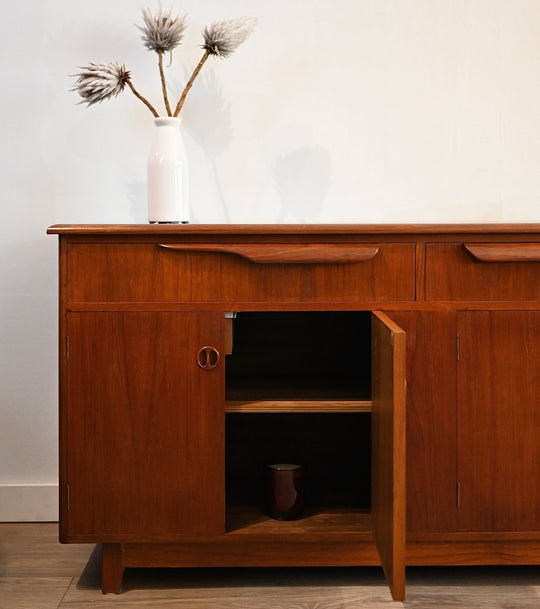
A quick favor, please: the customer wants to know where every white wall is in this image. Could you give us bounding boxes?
[1,0,540,520]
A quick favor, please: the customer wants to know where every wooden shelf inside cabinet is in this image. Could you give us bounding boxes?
[226,503,374,536]
[225,400,372,413]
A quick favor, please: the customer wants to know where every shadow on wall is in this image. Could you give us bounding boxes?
[182,70,232,222]
[273,147,331,223]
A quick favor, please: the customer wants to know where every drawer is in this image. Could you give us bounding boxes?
[426,243,540,301]
[66,242,416,303]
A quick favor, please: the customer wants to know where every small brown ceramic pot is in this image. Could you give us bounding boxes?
[266,463,304,520]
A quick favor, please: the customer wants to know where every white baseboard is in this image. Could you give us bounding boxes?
[0,484,59,522]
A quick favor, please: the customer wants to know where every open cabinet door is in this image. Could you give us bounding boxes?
[371,312,406,601]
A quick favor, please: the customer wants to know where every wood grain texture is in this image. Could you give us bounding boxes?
[465,242,540,262]
[0,576,75,609]
[121,541,381,568]
[426,243,540,301]
[58,238,68,543]
[226,505,374,535]
[371,312,407,601]
[388,312,458,533]
[158,243,380,264]
[407,540,540,565]
[4,524,540,609]
[457,311,540,532]
[225,400,372,413]
[47,222,540,235]
[0,523,93,577]
[101,544,123,594]
[58,563,540,609]
[65,243,416,303]
[49,224,540,600]
[65,312,225,539]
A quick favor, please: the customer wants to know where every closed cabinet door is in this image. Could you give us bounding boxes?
[388,311,458,534]
[457,311,540,532]
[65,312,225,539]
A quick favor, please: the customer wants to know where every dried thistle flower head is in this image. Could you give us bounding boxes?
[71,10,258,118]
[139,5,188,53]
[202,17,257,58]
[72,62,129,106]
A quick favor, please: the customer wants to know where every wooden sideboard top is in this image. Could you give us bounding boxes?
[47,223,540,236]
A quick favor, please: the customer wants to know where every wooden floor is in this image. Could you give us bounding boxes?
[1,523,539,608]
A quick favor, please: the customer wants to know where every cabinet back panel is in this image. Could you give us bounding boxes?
[226,413,371,510]
[226,312,371,401]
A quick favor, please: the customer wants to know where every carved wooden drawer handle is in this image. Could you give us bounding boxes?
[464,243,540,262]
[196,346,220,370]
[158,244,380,264]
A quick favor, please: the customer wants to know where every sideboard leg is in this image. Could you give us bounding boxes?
[101,543,124,594]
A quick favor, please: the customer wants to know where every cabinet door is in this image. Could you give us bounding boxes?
[388,312,458,533]
[371,312,406,601]
[65,312,225,539]
[457,311,540,532]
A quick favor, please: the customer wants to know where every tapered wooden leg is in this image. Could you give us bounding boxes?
[101,543,124,594]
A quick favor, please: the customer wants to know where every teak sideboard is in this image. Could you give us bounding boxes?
[47,224,540,601]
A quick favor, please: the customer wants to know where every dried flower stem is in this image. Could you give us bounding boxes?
[125,76,159,117]
[173,49,210,117]
[158,51,172,116]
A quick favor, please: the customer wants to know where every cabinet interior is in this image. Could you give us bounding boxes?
[225,311,372,405]
[225,311,373,532]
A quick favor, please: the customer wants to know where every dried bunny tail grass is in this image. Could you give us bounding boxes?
[138,5,188,53]
[202,17,257,58]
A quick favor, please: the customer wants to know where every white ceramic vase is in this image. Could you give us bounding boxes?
[147,117,189,224]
